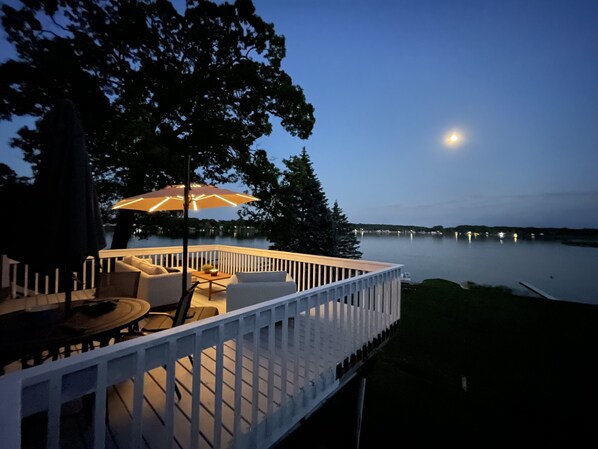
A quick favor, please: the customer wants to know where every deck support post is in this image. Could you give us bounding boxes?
[355,375,367,449]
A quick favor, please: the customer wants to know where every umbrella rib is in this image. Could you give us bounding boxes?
[237,193,259,201]
[113,198,144,209]
[212,195,237,206]
[149,197,173,212]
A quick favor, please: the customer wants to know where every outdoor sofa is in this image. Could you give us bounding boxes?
[226,271,296,312]
[115,255,191,308]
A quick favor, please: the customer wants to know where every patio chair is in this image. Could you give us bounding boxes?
[74,270,142,352]
[95,271,141,299]
[119,281,218,400]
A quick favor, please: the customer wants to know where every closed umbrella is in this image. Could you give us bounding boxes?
[112,170,259,297]
[7,99,106,315]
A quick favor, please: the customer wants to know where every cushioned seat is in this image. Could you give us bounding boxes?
[226,271,296,312]
[141,305,219,331]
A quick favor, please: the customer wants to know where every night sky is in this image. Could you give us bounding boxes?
[1,0,597,228]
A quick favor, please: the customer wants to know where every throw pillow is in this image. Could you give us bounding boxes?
[130,256,149,269]
[138,262,168,275]
[235,271,287,283]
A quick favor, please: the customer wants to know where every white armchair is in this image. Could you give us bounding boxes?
[226,271,297,312]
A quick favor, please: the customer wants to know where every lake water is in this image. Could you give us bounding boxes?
[106,232,598,305]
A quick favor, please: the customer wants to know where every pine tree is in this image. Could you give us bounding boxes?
[331,201,363,259]
[268,148,335,256]
[244,148,361,258]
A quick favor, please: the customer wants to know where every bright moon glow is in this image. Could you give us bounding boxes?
[444,130,463,148]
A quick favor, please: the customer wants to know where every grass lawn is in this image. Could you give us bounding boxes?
[275,279,598,448]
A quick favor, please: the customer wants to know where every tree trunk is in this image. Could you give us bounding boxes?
[111,210,135,249]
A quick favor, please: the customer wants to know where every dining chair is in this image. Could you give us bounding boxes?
[119,281,219,400]
[74,271,143,354]
[95,271,141,299]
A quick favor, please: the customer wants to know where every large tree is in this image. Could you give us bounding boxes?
[0,0,315,248]
[0,163,32,256]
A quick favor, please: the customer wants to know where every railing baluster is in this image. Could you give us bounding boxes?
[132,349,146,449]
[93,362,108,449]
[214,325,224,449]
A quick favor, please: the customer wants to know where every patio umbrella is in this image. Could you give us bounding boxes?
[112,170,259,297]
[6,99,106,315]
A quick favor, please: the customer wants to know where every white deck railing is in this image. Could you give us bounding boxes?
[3,245,396,298]
[0,246,402,449]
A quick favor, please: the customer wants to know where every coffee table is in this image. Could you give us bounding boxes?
[191,271,232,301]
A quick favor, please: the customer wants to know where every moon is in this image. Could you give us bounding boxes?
[444,130,463,147]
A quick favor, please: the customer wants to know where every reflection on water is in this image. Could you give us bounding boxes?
[105,232,598,304]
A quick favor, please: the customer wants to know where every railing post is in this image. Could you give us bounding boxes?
[0,375,21,449]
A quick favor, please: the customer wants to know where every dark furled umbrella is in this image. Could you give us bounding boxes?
[7,99,106,315]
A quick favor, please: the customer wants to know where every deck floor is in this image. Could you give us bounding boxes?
[12,283,370,449]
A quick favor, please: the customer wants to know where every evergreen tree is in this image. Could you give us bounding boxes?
[330,201,362,259]
[243,148,361,258]
[265,148,335,256]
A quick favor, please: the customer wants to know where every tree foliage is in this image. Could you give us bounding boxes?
[331,200,362,259]
[0,0,315,248]
[243,147,362,259]
[0,164,32,256]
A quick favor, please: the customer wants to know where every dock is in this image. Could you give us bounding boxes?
[519,281,559,300]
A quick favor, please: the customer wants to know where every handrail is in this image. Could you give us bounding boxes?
[0,253,402,449]
[4,245,400,298]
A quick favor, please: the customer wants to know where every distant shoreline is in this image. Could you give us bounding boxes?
[562,240,598,248]
[352,224,598,245]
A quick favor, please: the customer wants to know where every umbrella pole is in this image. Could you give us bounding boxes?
[182,156,190,298]
[62,267,73,317]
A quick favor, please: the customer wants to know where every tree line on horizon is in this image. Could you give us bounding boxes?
[135,219,598,239]
[352,223,598,239]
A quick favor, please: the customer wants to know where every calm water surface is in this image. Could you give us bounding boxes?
[107,233,598,304]
[357,233,597,304]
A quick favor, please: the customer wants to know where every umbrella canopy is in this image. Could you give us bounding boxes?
[113,182,259,296]
[7,99,106,314]
[112,184,259,212]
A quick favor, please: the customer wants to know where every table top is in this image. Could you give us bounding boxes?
[191,271,232,282]
[0,297,150,368]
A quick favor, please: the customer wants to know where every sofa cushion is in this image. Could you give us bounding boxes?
[114,260,193,309]
[123,255,150,269]
[137,261,168,275]
[235,271,287,283]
